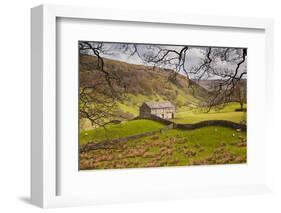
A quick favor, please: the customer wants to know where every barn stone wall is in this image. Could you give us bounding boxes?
[146,115,246,131]
[151,108,175,119]
[139,104,151,118]
[80,123,174,152]
[139,104,175,119]
[175,120,247,131]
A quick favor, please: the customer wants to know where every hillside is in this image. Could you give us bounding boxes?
[80,54,209,117]
[197,79,247,92]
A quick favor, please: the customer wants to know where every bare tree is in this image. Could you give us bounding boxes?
[232,81,247,110]
[79,41,127,129]
[135,45,247,111]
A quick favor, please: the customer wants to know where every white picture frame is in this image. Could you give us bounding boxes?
[31,4,274,208]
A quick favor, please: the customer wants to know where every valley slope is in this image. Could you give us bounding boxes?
[80,54,209,129]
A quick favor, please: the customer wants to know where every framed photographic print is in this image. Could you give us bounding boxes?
[31,4,274,208]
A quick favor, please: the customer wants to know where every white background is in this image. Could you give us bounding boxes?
[0,0,281,212]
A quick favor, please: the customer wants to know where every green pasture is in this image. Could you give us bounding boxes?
[79,102,247,169]
[80,126,247,169]
[80,119,165,145]
[173,111,245,124]
[80,102,246,145]
[173,102,246,124]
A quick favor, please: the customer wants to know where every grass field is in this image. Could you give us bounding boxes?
[80,119,165,145]
[173,102,246,124]
[173,111,245,124]
[80,103,246,145]
[79,102,247,169]
[80,126,246,169]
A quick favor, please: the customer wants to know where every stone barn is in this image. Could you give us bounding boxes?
[139,101,176,119]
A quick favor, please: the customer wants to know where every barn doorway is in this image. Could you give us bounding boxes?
[172,113,174,119]
[162,114,164,118]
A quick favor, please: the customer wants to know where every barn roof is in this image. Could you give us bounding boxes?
[143,101,175,109]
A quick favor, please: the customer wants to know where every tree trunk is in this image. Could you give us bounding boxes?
[240,102,243,110]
